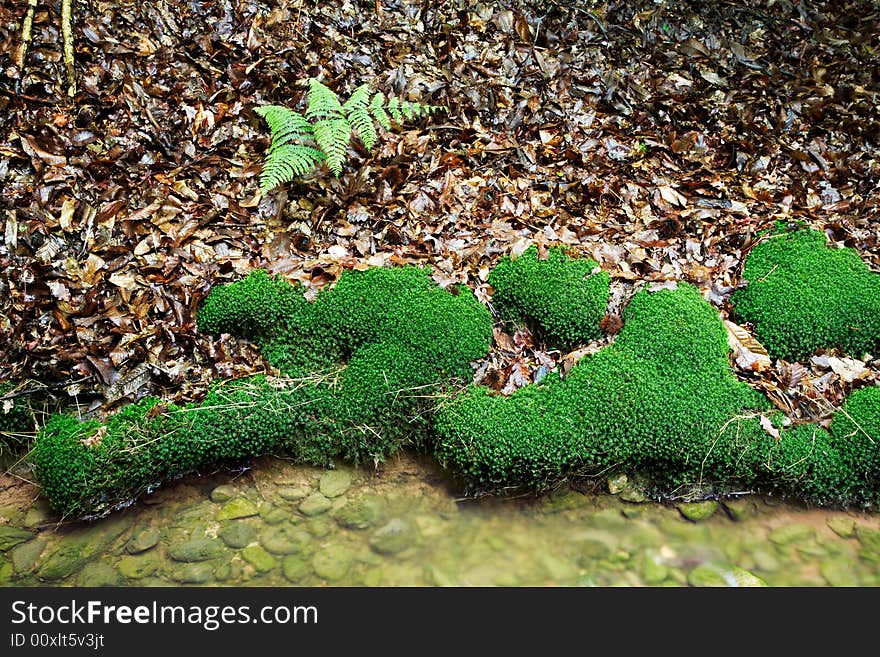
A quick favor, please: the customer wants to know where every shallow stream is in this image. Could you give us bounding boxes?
[1,452,879,587]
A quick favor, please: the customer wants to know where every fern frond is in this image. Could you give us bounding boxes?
[305,78,345,121]
[255,105,314,148]
[387,96,402,123]
[369,92,391,131]
[313,118,351,177]
[343,84,378,150]
[259,144,325,192]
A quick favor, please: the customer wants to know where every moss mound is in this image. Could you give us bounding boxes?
[488,246,610,349]
[32,267,493,517]
[435,283,876,506]
[831,386,880,503]
[732,227,880,361]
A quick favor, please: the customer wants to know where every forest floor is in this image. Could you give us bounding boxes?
[1,0,878,436]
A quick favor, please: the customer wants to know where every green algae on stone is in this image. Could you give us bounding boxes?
[319,470,352,498]
[126,526,161,554]
[242,545,277,573]
[10,538,47,576]
[835,513,867,547]
[167,537,225,563]
[219,520,259,549]
[260,524,311,555]
[369,518,419,555]
[768,524,815,546]
[217,497,260,521]
[76,562,122,587]
[312,545,354,581]
[118,553,160,579]
[334,495,385,530]
[732,226,880,361]
[0,526,34,551]
[299,493,332,517]
[170,562,214,584]
[678,501,718,522]
[210,485,237,503]
[282,555,310,583]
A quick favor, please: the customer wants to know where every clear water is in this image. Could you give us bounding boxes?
[1,452,879,587]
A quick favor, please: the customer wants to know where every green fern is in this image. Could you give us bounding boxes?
[255,78,445,192]
[254,105,326,192]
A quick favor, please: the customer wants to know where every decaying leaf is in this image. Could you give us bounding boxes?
[760,415,780,441]
[725,321,772,372]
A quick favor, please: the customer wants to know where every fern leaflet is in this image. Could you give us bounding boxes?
[255,77,447,191]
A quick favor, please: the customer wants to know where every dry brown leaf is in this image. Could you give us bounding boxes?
[724,320,772,372]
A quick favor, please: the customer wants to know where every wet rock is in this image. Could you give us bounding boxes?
[217,497,259,521]
[260,524,311,555]
[334,495,385,530]
[590,508,627,530]
[826,517,856,539]
[312,545,354,581]
[687,564,732,587]
[428,566,456,587]
[370,518,419,555]
[688,564,766,587]
[362,567,383,586]
[678,501,718,522]
[730,567,767,587]
[36,531,106,581]
[118,553,160,579]
[299,493,332,517]
[260,504,290,525]
[0,526,34,551]
[76,562,122,587]
[573,530,618,560]
[167,538,225,563]
[768,524,815,546]
[126,526,160,554]
[607,473,628,495]
[23,502,53,528]
[619,487,647,503]
[242,545,277,573]
[278,486,311,502]
[214,561,242,582]
[621,506,643,518]
[722,498,758,521]
[821,558,860,586]
[210,485,237,503]
[751,549,780,573]
[10,538,47,575]
[170,563,214,584]
[856,526,880,562]
[319,471,351,498]
[0,504,23,524]
[539,489,583,513]
[539,553,577,582]
[219,521,258,549]
[309,519,333,538]
[640,550,668,585]
[282,556,310,583]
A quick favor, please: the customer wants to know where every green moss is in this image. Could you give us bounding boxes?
[732,227,880,361]
[489,246,610,349]
[435,282,874,505]
[831,386,880,504]
[33,266,493,517]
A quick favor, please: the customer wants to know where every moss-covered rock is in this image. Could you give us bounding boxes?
[489,246,610,349]
[32,265,493,518]
[732,226,880,361]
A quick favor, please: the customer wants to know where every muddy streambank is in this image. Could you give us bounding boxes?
[1,452,879,587]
